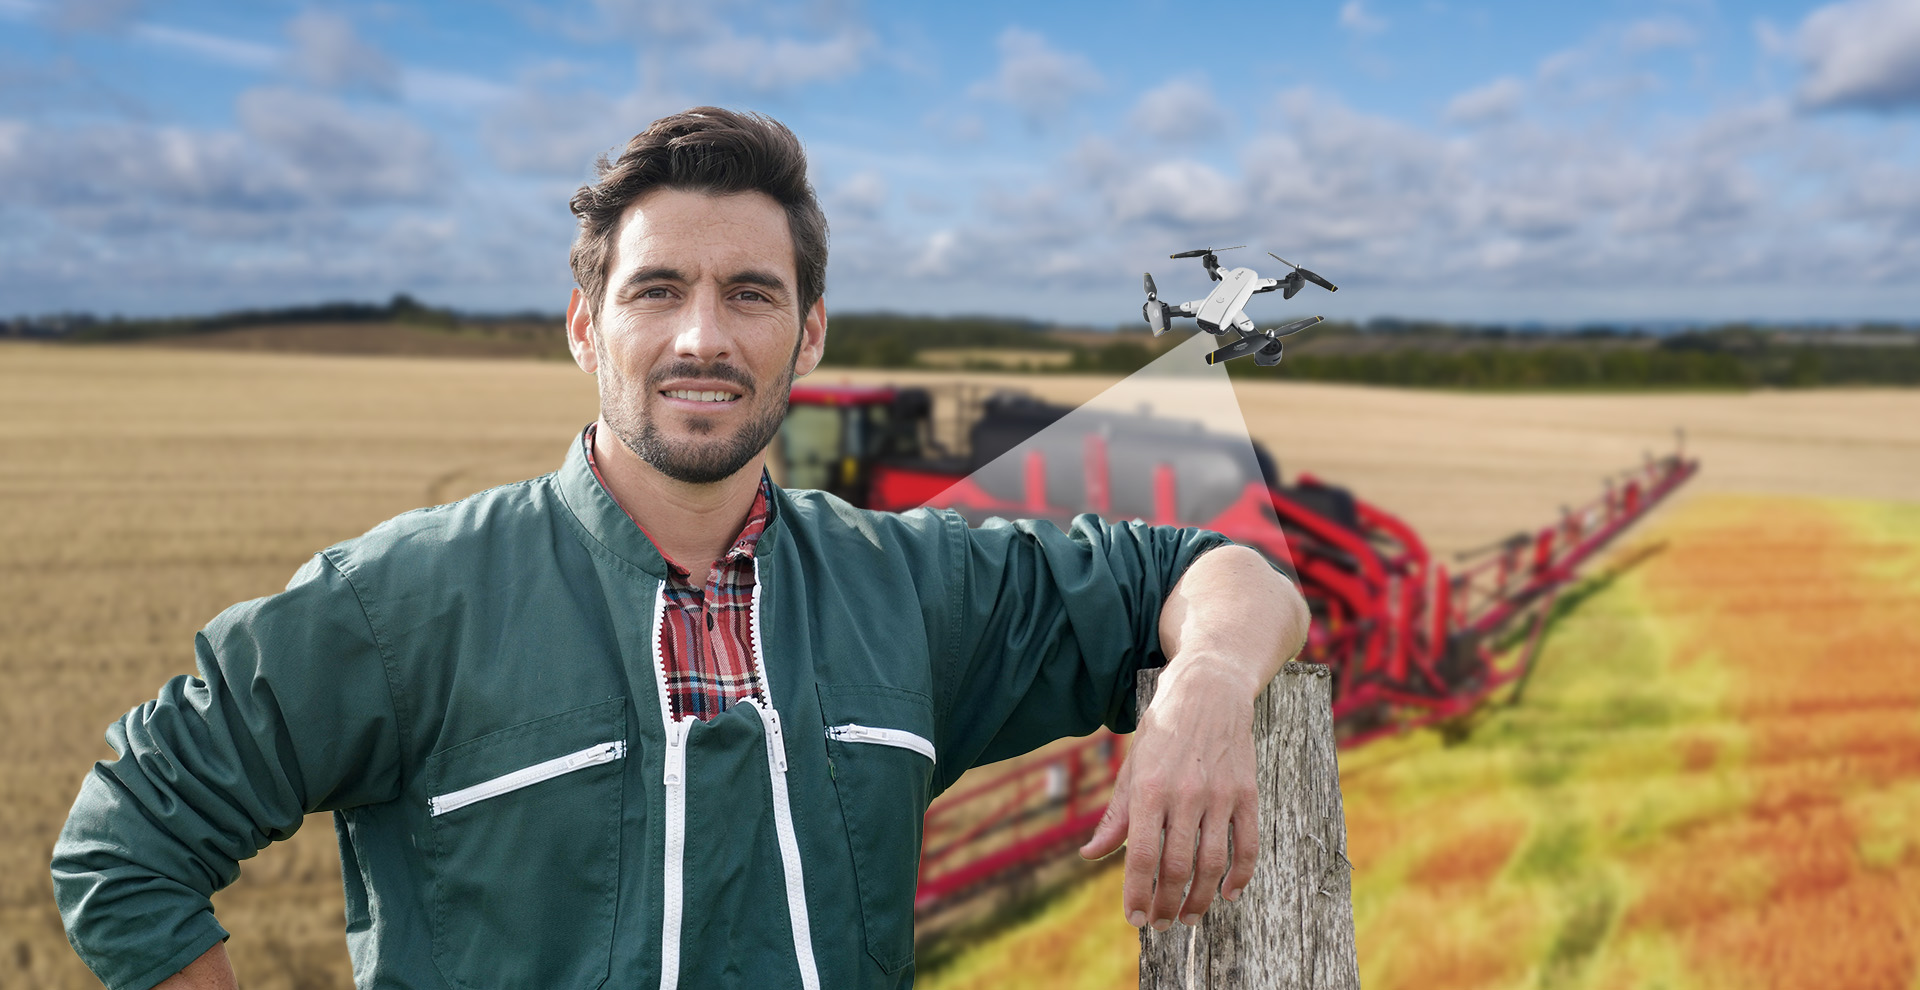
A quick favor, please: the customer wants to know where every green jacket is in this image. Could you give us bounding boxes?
[53,430,1229,990]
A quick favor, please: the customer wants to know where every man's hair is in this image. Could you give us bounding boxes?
[569,107,828,320]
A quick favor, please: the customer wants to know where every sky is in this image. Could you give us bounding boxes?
[3,0,1919,326]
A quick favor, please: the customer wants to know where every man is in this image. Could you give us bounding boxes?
[53,107,1309,989]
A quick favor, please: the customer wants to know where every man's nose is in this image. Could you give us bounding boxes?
[672,286,732,363]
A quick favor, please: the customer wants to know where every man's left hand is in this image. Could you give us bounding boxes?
[1078,659,1261,931]
[1077,543,1307,930]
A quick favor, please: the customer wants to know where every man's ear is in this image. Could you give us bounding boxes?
[795,296,827,378]
[565,288,598,374]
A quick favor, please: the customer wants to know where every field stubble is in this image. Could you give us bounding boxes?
[5,344,1919,987]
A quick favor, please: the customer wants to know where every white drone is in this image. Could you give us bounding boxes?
[1142,246,1338,366]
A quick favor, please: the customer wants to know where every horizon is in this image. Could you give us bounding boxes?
[4,1,1919,324]
[9,295,1920,337]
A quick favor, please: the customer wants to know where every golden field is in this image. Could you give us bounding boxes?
[3,342,1918,988]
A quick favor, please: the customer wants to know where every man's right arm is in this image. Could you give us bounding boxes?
[154,944,234,990]
[52,552,403,990]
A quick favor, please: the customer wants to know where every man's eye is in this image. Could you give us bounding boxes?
[734,289,768,302]
[639,286,672,299]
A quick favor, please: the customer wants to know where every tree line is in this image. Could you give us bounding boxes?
[10,301,1916,389]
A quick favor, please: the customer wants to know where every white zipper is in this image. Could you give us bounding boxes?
[743,697,821,990]
[825,723,937,765]
[746,559,821,988]
[647,580,692,990]
[427,740,625,817]
[657,716,692,990]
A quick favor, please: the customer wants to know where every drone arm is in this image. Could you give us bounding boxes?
[1249,278,1285,295]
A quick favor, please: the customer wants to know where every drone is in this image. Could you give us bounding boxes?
[1142,246,1338,366]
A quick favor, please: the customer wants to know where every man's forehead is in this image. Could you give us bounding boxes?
[609,188,796,280]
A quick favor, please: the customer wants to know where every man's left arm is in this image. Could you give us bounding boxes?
[1077,544,1310,931]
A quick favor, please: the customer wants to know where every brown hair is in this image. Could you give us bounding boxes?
[568,107,828,320]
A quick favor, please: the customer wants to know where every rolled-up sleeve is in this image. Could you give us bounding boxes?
[51,553,403,990]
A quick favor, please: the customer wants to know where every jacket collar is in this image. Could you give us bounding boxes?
[554,425,785,578]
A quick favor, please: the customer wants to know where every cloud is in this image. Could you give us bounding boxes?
[42,0,141,33]
[586,0,871,93]
[235,88,441,204]
[591,0,729,40]
[1444,76,1525,124]
[1793,0,1920,111]
[0,119,281,216]
[1621,16,1696,52]
[923,109,987,144]
[132,22,276,70]
[0,107,553,314]
[286,11,400,97]
[0,93,442,218]
[828,170,887,218]
[1108,160,1242,226]
[906,229,956,277]
[401,67,512,112]
[970,27,1103,124]
[852,64,1920,316]
[481,82,688,176]
[1339,1,1388,35]
[1127,77,1230,143]
[689,27,869,90]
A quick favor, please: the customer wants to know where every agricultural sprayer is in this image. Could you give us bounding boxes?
[772,381,1698,918]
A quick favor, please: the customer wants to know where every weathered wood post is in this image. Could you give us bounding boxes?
[1138,661,1360,989]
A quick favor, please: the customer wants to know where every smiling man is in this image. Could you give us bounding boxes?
[52,108,1309,990]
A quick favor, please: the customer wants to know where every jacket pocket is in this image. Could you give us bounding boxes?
[817,683,936,975]
[423,697,626,990]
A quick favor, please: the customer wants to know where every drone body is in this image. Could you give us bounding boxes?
[1143,246,1338,366]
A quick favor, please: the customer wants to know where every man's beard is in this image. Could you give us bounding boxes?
[600,342,798,486]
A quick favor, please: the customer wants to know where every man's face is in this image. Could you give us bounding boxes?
[567,188,826,485]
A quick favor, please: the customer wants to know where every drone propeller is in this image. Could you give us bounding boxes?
[1268,252,1339,292]
[1270,315,1322,338]
[1170,245,1245,259]
[1204,334,1262,366]
[1141,272,1172,335]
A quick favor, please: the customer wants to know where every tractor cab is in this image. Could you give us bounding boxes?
[776,384,959,505]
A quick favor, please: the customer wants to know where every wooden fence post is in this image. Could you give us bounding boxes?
[1138,661,1361,989]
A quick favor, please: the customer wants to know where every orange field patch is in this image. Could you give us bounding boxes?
[1408,819,1529,890]
[1631,497,1920,990]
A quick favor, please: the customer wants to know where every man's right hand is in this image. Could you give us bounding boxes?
[157,943,237,990]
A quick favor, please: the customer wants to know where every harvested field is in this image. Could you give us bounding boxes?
[118,320,570,360]
[3,342,1916,987]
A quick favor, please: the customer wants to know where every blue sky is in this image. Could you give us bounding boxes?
[4,0,1919,325]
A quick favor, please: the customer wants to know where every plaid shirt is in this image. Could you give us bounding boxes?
[585,426,771,722]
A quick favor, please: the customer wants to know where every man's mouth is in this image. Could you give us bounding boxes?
[660,389,742,403]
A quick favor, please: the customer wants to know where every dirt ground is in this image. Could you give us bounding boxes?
[3,342,1916,987]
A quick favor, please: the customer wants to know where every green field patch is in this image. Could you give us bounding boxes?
[1539,877,1620,988]
[1849,780,1920,873]
[1513,818,1590,882]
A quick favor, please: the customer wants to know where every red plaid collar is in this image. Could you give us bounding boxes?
[581,424,774,578]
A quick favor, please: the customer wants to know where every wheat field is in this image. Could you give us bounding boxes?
[4,342,1917,988]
